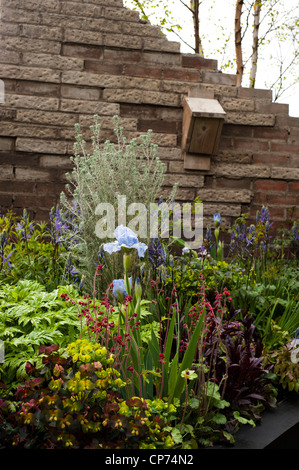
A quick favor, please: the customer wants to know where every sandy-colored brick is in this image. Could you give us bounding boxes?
[4,0,60,11]
[62,71,121,88]
[14,167,53,182]
[0,64,60,83]
[4,94,59,111]
[64,29,104,46]
[3,37,61,55]
[271,167,299,180]
[22,53,84,71]
[197,189,252,203]
[16,138,68,155]
[225,112,276,127]
[60,99,119,115]
[16,110,78,127]
[21,24,62,41]
[0,122,58,139]
[213,163,271,179]
[61,85,101,101]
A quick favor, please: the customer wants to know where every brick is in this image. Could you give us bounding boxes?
[4,94,59,111]
[61,85,101,101]
[161,187,196,202]
[1,22,20,36]
[0,164,13,181]
[85,60,123,76]
[2,7,41,24]
[60,1,103,17]
[79,115,138,131]
[36,182,66,195]
[254,180,287,192]
[271,167,299,180]
[103,89,180,107]
[21,24,62,41]
[162,81,198,94]
[123,76,161,92]
[255,101,289,115]
[233,138,269,153]
[211,178,252,190]
[0,181,36,193]
[4,0,60,12]
[164,171,204,188]
[213,163,271,179]
[61,71,122,88]
[104,34,143,50]
[143,37,181,54]
[137,120,177,134]
[289,182,299,193]
[253,153,291,167]
[0,137,15,151]
[265,194,299,206]
[60,99,119,115]
[16,110,78,127]
[253,127,288,140]
[16,81,59,97]
[1,50,20,65]
[13,194,57,209]
[104,48,142,63]
[197,189,252,203]
[237,87,273,100]
[0,109,17,121]
[157,148,182,160]
[222,125,253,138]
[225,112,275,127]
[102,6,140,21]
[220,97,255,112]
[62,44,102,60]
[0,122,58,139]
[203,203,241,217]
[22,52,84,71]
[16,138,68,155]
[3,37,61,55]
[271,142,299,154]
[39,155,73,168]
[63,0,123,5]
[0,65,60,83]
[201,71,236,86]
[182,54,218,70]
[163,68,201,82]
[122,23,162,39]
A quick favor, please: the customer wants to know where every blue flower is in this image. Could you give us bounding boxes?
[103,225,148,258]
[112,277,132,301]
[148,237,165,267]
[213,213,221,228]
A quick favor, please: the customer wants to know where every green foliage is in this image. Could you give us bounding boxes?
[59,115,176,292]
[266,342,299,394]
[0,340,176,449]
[0,280,81,385]
[0,209,77,291]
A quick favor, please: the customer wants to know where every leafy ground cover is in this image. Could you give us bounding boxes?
[0,118,298,449]
[0,204,298,449]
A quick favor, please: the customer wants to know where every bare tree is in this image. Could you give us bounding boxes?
[235,0,244,87]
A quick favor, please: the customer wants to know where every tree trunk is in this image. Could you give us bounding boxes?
[191,0,204,56]
[250,1,262,88]
[235,0,244,87]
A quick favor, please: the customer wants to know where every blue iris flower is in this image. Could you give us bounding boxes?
[103,225,148,258]
[112,277,132,301]
[213,214,221,228]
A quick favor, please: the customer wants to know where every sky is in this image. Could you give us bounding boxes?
[125,0,299,117]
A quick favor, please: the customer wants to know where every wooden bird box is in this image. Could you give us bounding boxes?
[182,95,226,170]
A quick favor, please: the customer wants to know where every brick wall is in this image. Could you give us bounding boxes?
[0,0,298,229]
